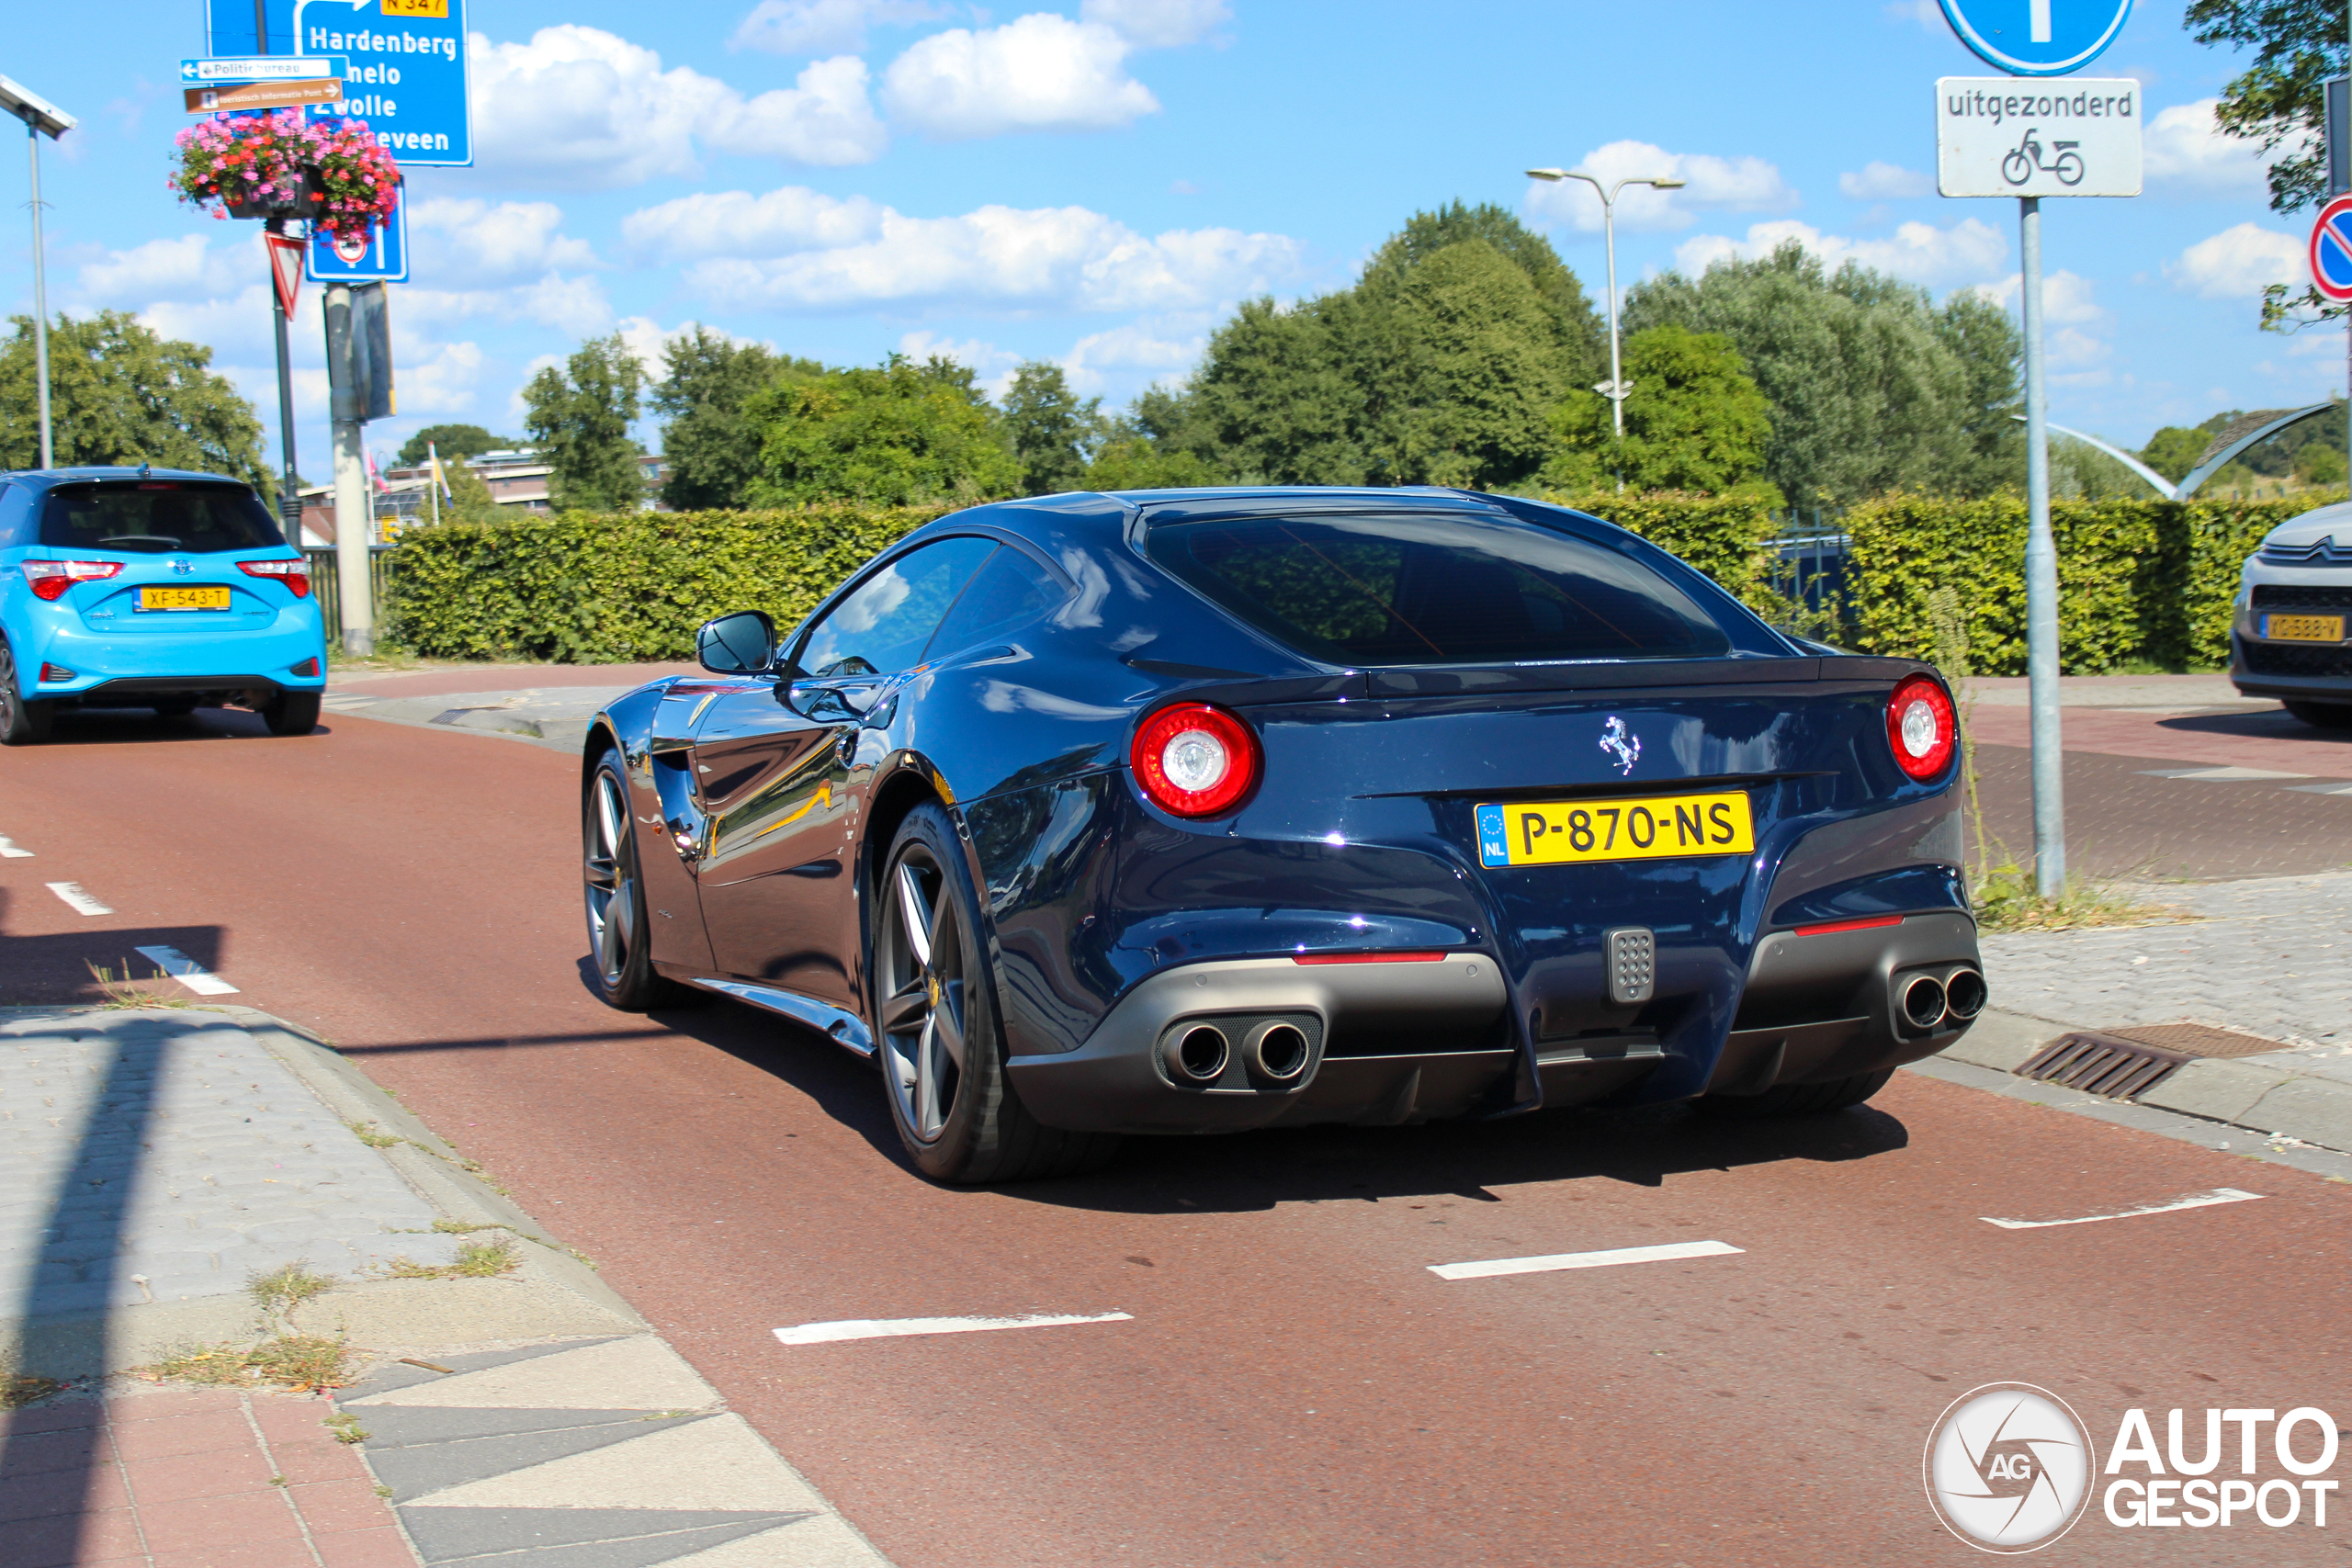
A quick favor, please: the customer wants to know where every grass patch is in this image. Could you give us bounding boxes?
[324,1412,369,1444]
[85,960,192,1010]
[1969,858,2184,933]
[2,1373,66,1409]
[134,1335,359,1393]
[248,1262,338,1317]
[345,1119,400,1149]
[379,1237,519,1280]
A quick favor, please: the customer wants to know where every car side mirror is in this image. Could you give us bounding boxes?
[696,611,775,674]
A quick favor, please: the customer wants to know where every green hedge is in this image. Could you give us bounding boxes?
[388,505,943,662]
[1839,495,2295,675]
[382,492,2299,675]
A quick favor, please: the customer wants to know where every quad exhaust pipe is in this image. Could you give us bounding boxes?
[1943,966,1987,1021]
[1900,975,1948,1031]
[1245,1021,1310,1084]
[1160,1016,1317,1089]
[1164,1023,1230,1085]
[1895,965,1987,1032]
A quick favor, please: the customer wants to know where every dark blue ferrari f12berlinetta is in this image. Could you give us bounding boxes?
[582,487,1984,1182]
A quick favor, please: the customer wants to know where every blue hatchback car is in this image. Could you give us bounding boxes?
[0,468,328,744]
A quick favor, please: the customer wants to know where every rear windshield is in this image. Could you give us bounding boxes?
[1147,513,1732,665]
[40,481,284,554]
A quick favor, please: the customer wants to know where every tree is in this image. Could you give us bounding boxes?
[1359,200,1607,392]
[1082,422,1220,490]
[424,455,505,525]
[523,333,647,512]
[395,423,512,468]
[0,311,269,493]
[1001,361,1102,495]
[745,355,1020,506]
[1544,326,1775,495]
[650,328,815,512]
[1623,243,2021,504]
[2139,424,2212,483]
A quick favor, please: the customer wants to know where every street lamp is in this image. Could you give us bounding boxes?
[0,74,75,471]
[1527,168,1685,466]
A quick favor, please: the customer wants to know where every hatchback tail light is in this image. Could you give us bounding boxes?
[1886,675,1956,780]
[1130,702,1261,818]
[22,560,122,601]
[237,558,311,597]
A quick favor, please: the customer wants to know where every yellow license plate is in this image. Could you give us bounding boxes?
[137,586,231,612]
[1476,791,1755,868]
[2262,613,2345,643]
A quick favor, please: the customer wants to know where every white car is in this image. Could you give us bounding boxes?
[2232,500,2352,728]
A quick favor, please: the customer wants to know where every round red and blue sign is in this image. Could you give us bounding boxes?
[2310,196,2352,303]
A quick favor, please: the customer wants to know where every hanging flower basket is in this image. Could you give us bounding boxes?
[170,109,401,238]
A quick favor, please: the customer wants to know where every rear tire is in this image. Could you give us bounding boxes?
[872,803,1119,1184]
[262,691,322,736]
[0,644,53,746]
[1694,1067,1894,1119]
[2282,699,2352,729]
[582,750,695,1010]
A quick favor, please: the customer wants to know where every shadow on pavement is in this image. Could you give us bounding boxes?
[2157,707,2352,749]
[30,705,332,747]
[0,888,237,1008]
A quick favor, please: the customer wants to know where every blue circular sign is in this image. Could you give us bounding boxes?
[1939,0,2134,77]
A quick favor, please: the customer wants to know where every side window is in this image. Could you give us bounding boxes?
[923,546,1065,660]
[0,484,30,549]
[797,536,996,678]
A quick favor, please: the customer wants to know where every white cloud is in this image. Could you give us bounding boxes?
[1080,0,1229,48]
[627,186,1306,312]
[1524,141,1797,234]
[1061,316,1204,393]
[1969,268,2105,325]
[882,14,1158,138]
[899,331,1023,397]
[407,198,599,288]
[1838,161,1933,200]
[1673,217,2007,287]
[730,0,949,55]
[1883,0,1941,28]
[2165,222,2304,299]
[389,341,489,418]
[469,26,885,188]
[2143,98,2281,198]
[74,233,253,307]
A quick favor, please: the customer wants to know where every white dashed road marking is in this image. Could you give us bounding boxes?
[0,835,31,858]
[133,945,240,996]
[1429,1240,1745,1280]
[1981,1187,2264,1230]
[774,1312,1132,1346]
[2136,766,2309,782]
[45,882,112,917]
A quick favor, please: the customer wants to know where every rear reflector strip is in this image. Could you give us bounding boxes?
[1792,916,1905,937]
[1292,951,1449,965]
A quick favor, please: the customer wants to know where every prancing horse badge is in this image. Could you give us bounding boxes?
[1600,716,1641,776]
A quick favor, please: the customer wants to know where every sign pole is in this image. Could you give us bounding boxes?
[245,4,306,547]
[26,118,51,469]
[323,281,374,656]
[2019,194,2065,897]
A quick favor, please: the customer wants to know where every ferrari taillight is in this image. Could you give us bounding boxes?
[21,560,122,601]
[238,558,311,597]
[1886,675,1956,780]
[1131,703,1261,818]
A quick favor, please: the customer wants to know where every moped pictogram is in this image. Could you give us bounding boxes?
[2001,127,2084,186]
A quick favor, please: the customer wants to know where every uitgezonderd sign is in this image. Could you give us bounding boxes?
[1937,75,2143,198]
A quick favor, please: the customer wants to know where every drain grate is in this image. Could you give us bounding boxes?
[2018,1021,2292,1100]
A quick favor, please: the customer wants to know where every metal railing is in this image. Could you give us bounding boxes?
[1761,506,1852,641]
[301,546,399,646]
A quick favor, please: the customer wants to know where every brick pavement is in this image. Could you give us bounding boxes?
[0,1010,460,1321]
[0,1384,411,1568]
[1977,870,2352,1048]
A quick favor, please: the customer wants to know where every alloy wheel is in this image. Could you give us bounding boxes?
[583,769,636,992]
[877,847,967,1142]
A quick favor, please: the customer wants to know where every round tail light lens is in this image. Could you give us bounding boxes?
[1131,703,1261,818]
[1886,674,1956,780]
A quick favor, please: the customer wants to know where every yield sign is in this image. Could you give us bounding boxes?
[265,231,307,318]
[2311,196,2352,302]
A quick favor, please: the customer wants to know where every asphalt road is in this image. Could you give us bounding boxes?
[1,696,2345,1566]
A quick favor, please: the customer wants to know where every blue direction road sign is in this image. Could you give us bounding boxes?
[308,195,408,283]
[1938,1,2133,77]
[2310,196,2352,303]
[207,0,470,166]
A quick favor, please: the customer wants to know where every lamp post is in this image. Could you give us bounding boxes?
[0,75,76,470]
[1527,167,1685,484]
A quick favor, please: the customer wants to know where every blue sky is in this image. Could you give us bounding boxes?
[0,1,2331,478]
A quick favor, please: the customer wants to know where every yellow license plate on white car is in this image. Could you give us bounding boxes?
[1476,791,1756,868]
[2262,613,2345,643]
[137,586,231,612]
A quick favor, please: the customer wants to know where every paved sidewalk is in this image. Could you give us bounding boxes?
[0,1004,889,1568]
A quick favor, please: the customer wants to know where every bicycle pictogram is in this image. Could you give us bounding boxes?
[2001,127,2084,186]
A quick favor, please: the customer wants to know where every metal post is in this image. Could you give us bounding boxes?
[322,282,374,655]
[26,118,51,468]
[1602,194,1622,444]
[2019,196,2065,897]
[266,218,302,540]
